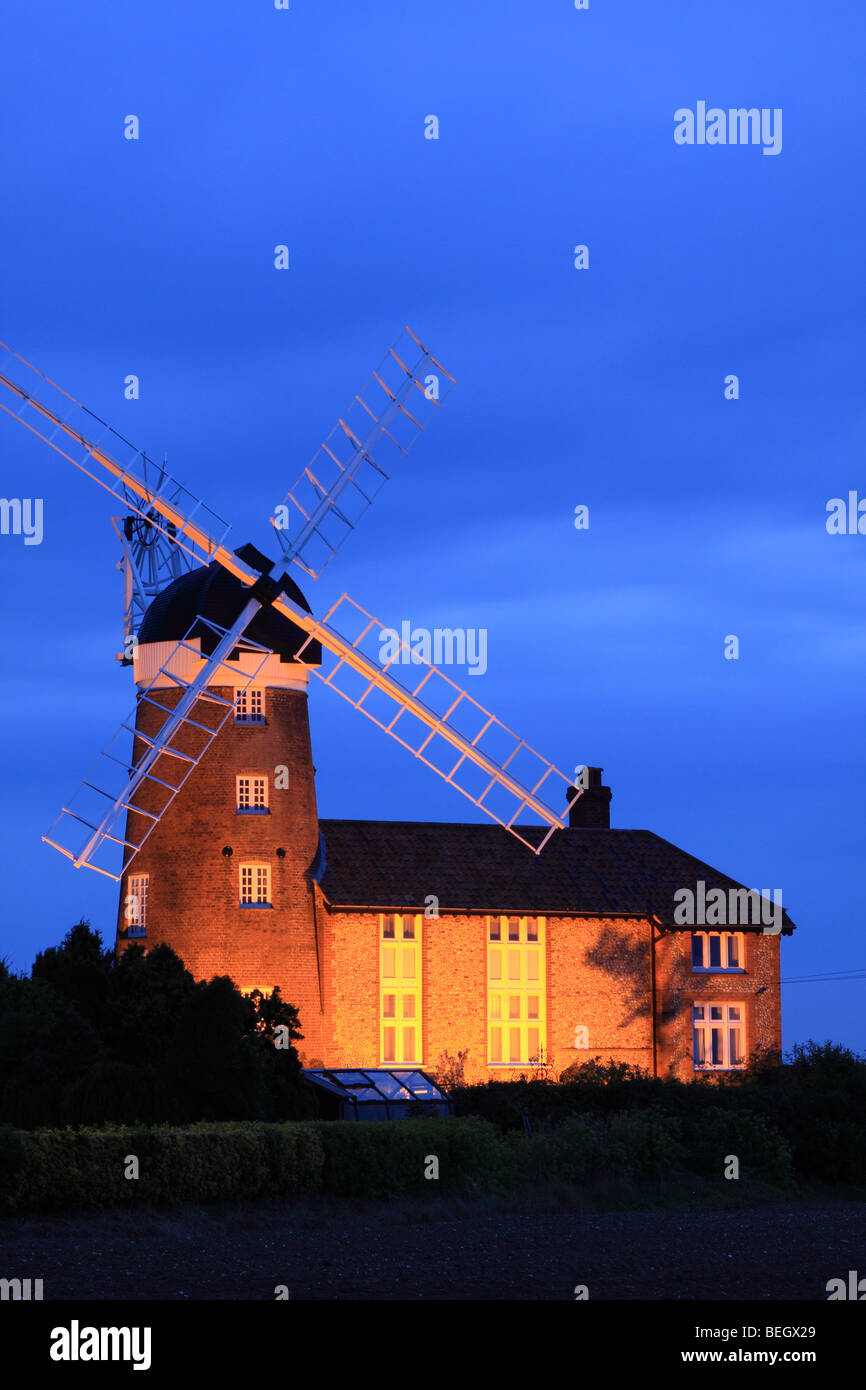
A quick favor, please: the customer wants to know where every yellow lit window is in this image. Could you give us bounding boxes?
[239,863,271,905]
[380,914,421,1064]
[487,916,546,1065]
[236,774,268,811]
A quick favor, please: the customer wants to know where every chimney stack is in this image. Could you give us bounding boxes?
[568,766,612,828]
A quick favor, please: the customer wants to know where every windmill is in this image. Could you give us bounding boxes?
[0,328,582,894]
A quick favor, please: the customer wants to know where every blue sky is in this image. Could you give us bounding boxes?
[1,1,864,1053]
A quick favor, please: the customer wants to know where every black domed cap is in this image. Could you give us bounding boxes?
[138,544,322,665]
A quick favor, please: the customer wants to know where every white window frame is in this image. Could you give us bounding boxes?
[235,686,265,724]
[691,931,745,972]
[693,1002,746,1070]
[125,873,149,937]
[236,774,269,813]
[239,862,272,906]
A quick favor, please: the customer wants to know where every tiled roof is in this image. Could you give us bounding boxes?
[317,820,795,932]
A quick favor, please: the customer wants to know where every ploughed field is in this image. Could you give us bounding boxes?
[2,1196,864,1300]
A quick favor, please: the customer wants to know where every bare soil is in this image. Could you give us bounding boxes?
[2,1194,865,1300]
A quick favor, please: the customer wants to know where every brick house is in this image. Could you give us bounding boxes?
[115,556,793,1084]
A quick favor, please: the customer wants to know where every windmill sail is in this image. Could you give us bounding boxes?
[0,340,233,570]
[273,326,455,579]
[43,609,270,879]
[277,592,580,854]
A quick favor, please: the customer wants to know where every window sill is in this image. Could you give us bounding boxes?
[234,718,267,726]
[239,902,274,909]
[691,967,746,974]
[236,808,270,815]
[694,1064,745,1072]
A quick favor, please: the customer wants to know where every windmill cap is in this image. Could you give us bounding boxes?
[137,545,322,665]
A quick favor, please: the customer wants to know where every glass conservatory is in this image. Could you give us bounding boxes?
[301,1068,452,1121]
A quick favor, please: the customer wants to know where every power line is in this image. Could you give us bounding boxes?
[780,968,866,984]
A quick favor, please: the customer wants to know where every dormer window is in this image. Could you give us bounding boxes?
[235,687,264,724]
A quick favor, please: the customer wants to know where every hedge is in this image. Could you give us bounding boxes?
[0,1118,518,1213]
[0,1105,797,1214]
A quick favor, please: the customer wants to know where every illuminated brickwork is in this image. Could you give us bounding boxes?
[115,682,787,1081]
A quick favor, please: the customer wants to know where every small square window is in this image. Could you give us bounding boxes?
[508,995,521,1019]
[489,917,501,941]
[382,915,396,939]
[508,917,520,941]
[401,916,415,940]
[383,994,396,1018]
[237,775,268,811]
[526,918,538,942]
[403,995,416,1019]
[527,995,539,1019]
[235,687,265,723]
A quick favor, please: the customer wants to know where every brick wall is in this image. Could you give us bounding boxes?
[548,915,655,1077]
[114,683,328,1061]
[655,927,782,1081]
[320,909,783,1083]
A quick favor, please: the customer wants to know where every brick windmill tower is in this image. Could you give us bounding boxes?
[1,329,582,1060]
[115,547,328,1055]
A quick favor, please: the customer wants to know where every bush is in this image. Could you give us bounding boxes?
[681,1106,793,1185]
[316,1116,514,1198]
[607,1109,684,1178]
